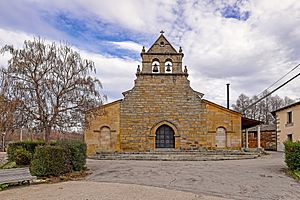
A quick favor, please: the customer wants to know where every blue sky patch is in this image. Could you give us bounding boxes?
[221,4,250,21]
[43,12,153,60]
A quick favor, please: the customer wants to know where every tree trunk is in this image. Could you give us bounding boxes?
[45,126,51,144]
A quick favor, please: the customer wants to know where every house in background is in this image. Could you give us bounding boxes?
[272,101,300,151]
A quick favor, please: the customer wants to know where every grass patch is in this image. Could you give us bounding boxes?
[287,169,300,182]
[0,161,17,169]
[293,170,300,179]
[0,183,9,191]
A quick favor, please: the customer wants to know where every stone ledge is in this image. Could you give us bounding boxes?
[90,150,260,161]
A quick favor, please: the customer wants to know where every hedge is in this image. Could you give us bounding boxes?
[8,140,87,176]
[15,148,32,166]
[57,140,87,171]
[7,141,45,161]
[284,141,300,170]
[30,146,71,177]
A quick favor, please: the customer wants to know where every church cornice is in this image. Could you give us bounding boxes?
[136,73,188,77]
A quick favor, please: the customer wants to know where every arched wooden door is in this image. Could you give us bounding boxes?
[155,125,175,148]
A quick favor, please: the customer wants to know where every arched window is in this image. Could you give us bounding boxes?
[152,59,160,73]
[165,60,172,73]
[215,127,226,148]
[155,125,175,148]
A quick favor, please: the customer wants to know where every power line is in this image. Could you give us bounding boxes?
[256,63,300,97]
[243,69,300,112]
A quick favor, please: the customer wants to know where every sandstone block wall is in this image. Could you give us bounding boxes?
[205,101,242,149]
[85,100,121,155]
[120,74,207,152]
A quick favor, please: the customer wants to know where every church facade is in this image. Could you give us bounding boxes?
[85,33,242,156]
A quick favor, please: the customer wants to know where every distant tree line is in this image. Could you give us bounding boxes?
[232,91,295,124]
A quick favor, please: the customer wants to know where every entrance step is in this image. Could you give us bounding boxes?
[91,150,260,161]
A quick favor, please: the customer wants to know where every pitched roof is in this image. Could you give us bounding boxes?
[147,33,178,54]
[248,124,276,132]
[85,99,122,113]
[202,99,241,115]
[271,101,300,115]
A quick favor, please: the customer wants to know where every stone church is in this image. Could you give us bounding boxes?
[85,32,243,156]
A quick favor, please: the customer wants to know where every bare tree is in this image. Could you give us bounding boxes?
[231,93,250,115]
[0,38,104,142]
[232,92,295,124]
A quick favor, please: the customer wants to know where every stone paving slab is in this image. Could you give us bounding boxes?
[87,151,300,200]
[0,181,230,200]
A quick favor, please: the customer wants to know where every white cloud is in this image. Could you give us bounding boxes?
[0,27,139,103]
[77,49,139,102]
[110,41,143,52]
[1,0,300,107]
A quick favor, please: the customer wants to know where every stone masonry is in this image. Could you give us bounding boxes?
[85,32,242,156]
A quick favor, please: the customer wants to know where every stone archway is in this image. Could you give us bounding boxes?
[155,125,175,148]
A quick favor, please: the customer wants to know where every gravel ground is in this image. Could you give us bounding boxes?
[0,181,229,200]
[86,151,300,200]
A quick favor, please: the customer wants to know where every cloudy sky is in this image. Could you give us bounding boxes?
[0,0,299,107]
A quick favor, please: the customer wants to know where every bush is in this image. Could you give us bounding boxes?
[284,141,300,170]
[30,146,71,177]
[57,140,87,171]
[15,148,32,166]
[7,141,45,161]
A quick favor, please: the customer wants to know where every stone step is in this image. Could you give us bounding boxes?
[92,151,260,161]
[96,150,259,156]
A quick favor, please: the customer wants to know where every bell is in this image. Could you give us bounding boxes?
[166,63,171,72]
[153,63,159,72]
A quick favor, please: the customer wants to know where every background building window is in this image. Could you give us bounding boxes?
[287,111,293,124]
[287,134,293,142]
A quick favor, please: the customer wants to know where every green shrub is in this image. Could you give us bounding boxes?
[57,140,87,171]
[30,146,71,177]
[7,141,45,161]
[284,141,300,170]
[15,148,32,166]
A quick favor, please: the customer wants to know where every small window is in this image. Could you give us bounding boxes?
[287,134,293,142]
[287,111,293,124]
[160,41,165,47]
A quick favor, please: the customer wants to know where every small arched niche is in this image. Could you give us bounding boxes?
[99,126,111,151]
[152,58,160,73]
[215,127,227,148]
[165,59,172,73]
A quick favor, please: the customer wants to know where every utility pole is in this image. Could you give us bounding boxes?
[226,83,230,109]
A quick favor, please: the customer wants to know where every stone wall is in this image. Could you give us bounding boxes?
[205,101,242,149]
[85,100,121,155]
[120,74,206,152]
